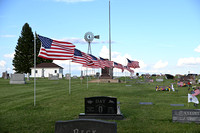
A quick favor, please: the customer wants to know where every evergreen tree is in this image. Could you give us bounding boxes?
[13,23,52,74]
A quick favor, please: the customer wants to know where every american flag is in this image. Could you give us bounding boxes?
[192,89,200,96]
[38,35,75,60]
[124,66,134,74]
[114,62,124,72]
[88,54,102,68]
[72,48,93,66]
[99,57,113,68]
[127,58,140,69]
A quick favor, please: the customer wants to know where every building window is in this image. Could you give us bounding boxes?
[55,70,57,73]
[35,70,38,73]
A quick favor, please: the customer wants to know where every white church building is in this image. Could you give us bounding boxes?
[31,63,63,78]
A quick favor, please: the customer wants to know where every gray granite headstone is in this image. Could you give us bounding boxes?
[65,73,71,79]
[49,75,59,80]
[73,75,78,79]
[10,74,26,84]
[2,71,9,79]
[172,109,200,123]
[55,119,117,133]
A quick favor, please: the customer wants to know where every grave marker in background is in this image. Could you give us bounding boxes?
[10,74,26,84]
[156,79,164,82]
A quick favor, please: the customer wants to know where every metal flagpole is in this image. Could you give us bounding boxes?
[69,60,71,95]
[34,32,36,106]
[109,0,113,78]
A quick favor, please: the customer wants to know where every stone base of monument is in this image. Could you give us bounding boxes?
[79,113,124,120]
[89,79,120,83]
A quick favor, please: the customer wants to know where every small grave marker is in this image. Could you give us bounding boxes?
[55,119,117,133]
[49,75,59,80]
[156,79,163,82]
[170,104,184,106]
[139,102,153,105]
[125,85,132,87]
[65,73,71,79]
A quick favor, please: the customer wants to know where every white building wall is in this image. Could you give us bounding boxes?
[31,68,63,77]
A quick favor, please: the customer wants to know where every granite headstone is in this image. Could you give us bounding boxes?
[65,73,71,80]
[10,74,26,84]
[79,96,124,120]
[85,96,117,114]
[172,109,200,123]
[55,119,117,133]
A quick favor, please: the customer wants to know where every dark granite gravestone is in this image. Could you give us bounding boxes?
[9,74,26,84]
[85,96,117,114]
[100,67,112,79]
[55,119,117,133]
[172,109,200,123]
[79,96,124,120]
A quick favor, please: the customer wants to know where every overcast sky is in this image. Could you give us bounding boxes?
[1,0,200,76]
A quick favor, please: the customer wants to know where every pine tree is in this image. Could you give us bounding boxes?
[12,23,52,74]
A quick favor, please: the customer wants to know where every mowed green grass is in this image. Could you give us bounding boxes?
[0,77,200,133]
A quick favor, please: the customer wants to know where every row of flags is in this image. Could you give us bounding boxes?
[37,34,140,73]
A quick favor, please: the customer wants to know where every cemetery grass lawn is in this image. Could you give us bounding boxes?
[1,77,200,133]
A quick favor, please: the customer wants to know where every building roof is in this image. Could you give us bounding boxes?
[35,63,64,69]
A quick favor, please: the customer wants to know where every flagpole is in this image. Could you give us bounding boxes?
[34,32,36,106]
[69,60,71,95]
[109,0,113,78]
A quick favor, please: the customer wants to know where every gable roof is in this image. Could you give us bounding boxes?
[35,63,64,69]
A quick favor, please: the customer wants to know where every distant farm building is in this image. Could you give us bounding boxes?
[31,63,63,78]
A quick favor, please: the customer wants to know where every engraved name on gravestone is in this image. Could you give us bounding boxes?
[10,74,26,84]
[85,96,117,114]
[55,119,117,133]
[172,109,200,123]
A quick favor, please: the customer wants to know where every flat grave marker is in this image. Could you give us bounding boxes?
[156,79,164,82]
[170,104,184,106]
[55,119,117,133]
[139,102,153,105]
